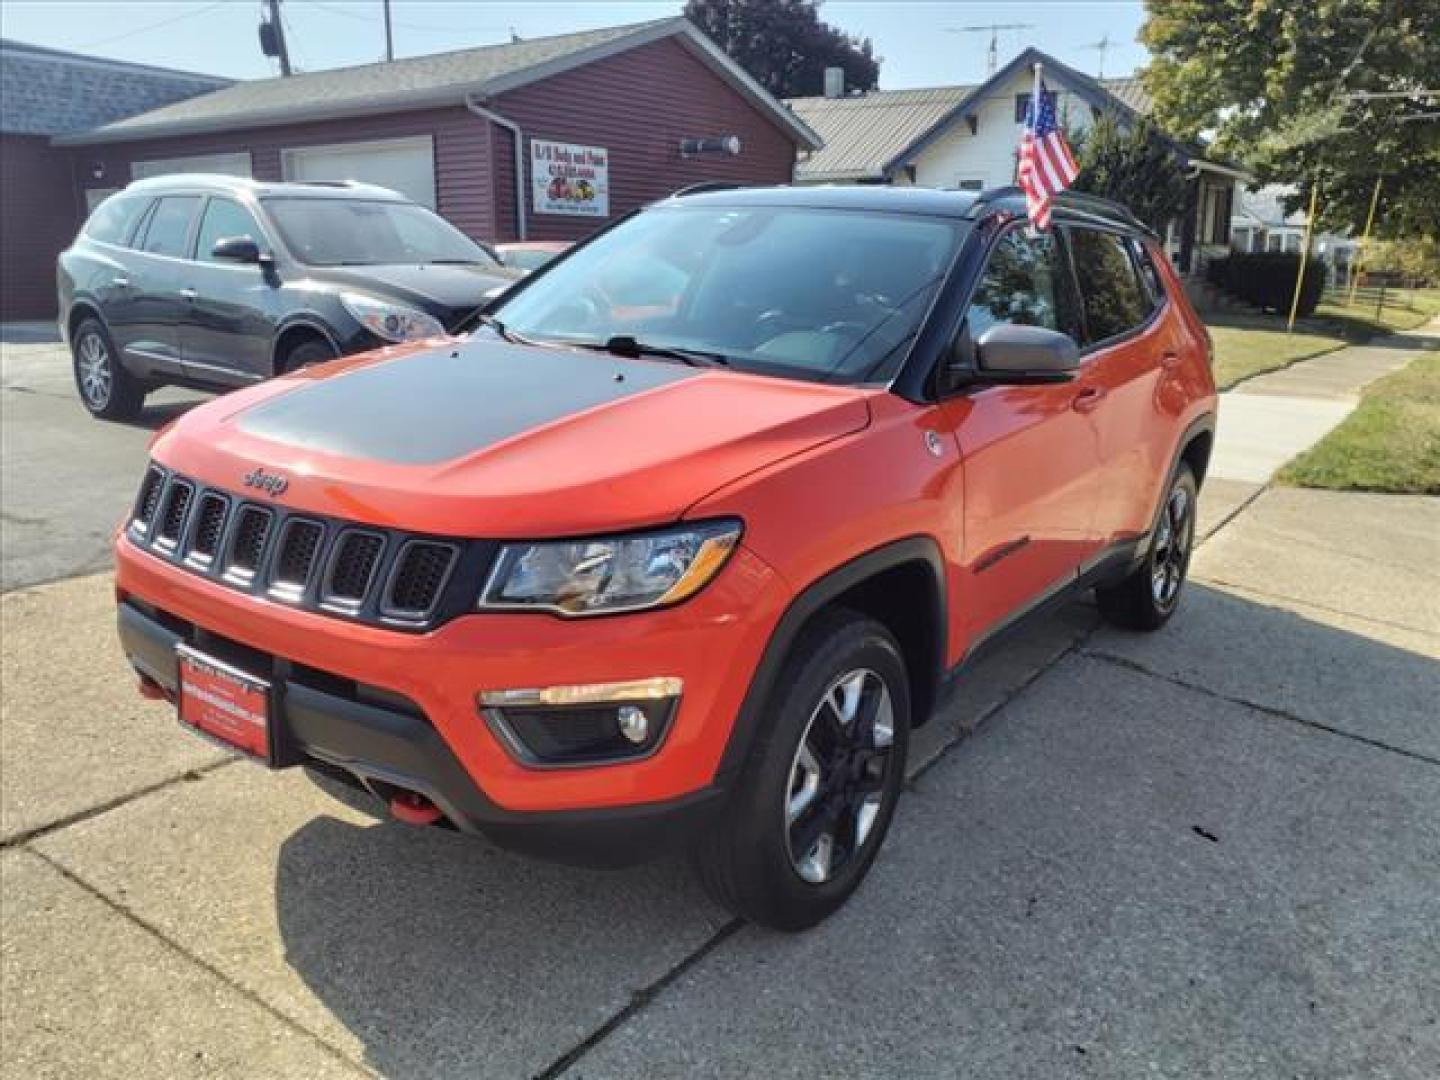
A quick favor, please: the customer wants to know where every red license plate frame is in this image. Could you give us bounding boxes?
[176,645,274,763]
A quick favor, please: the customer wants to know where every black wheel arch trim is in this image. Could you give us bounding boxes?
[715,535,948,782]
[271,317,341,373]
[1138,412,1215,560]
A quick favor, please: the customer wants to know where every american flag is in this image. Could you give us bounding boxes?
[1017,69,1079,229]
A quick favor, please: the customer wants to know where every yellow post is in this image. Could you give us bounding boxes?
[1287,182,1321,333]
[1347,174,1383,306]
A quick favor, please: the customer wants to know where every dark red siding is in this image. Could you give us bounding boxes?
[491,36,797,242]
[1,134,80,320]
[69,107,497,240]
[60,33,802,250]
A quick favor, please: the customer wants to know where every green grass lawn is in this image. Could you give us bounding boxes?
[1207,287,1440,391]
[1278,351,1440,495]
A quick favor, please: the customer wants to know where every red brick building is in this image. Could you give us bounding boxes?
[52,18,819,257]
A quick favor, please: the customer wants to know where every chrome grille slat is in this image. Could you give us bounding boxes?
[127,468,470,631]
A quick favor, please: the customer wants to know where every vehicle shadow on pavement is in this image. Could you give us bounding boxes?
[126,398,205,432]
[272,815,727,1078]
[265,585,1438,1078]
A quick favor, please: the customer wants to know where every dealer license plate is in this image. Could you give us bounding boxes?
[176,645,273,762]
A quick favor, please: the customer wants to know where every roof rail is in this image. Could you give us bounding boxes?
[966,184,1154,235]
[670,181,746,198]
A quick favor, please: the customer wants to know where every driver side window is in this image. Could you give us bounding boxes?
[966,228,1080,341]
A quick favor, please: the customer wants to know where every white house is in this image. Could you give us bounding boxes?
[787,48,1249,278]
[1231,184,1356,280]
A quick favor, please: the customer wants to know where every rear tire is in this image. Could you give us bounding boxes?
[280,337,338,373]
[1096,464,1198,631]
[71,317,144,421]
[692,609,910,931]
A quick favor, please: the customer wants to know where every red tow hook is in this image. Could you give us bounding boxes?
[137,674,171,702]
[389,791,443,826]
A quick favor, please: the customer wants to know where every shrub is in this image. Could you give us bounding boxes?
[1207,252,1327,316]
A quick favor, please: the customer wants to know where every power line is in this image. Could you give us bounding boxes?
[299,0,507,35]
[76,2,227,51]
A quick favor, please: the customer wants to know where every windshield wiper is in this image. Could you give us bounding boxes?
[474,312,515,342]
[574,335,732,368]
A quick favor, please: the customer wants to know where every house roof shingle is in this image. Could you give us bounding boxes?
[53,17,820,150]
[785,58,1160,184]
[0,38,230,137]
[787,85,976,182]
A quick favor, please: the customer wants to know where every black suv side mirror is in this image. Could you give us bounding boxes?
[210,236,267,265]
[943,323,1080,392]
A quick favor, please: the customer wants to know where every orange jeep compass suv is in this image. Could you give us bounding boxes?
[115,186,1216,930]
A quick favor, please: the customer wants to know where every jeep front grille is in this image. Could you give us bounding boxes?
[186,493,229,567]
[126,466,485,631]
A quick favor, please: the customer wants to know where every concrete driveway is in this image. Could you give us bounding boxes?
[3,329,1438,1078]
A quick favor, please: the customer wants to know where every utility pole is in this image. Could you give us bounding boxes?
[261,0,292,76]
[383,0,394,61]
[1082,33,1112,79]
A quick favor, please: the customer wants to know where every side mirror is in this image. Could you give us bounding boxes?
[210,235,265,264]
[973,324,1079,383]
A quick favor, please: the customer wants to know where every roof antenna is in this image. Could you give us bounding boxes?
[1081,32,1112,79]
[509,26,521,43]
[945,23,1036,76]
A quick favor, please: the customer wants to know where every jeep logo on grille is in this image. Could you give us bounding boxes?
[243,467,289,497]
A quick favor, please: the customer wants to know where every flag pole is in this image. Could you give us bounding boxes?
[1286,181,1321,333]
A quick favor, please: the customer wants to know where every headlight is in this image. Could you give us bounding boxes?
[340,292,446,342]
[478,521,742,617]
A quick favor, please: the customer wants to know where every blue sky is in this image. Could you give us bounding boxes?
[1,1,1150,87]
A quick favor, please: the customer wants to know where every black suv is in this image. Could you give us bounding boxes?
[57,175,519,420]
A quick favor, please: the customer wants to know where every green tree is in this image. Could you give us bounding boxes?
[683,0,880,98]
[1070,113,1190,234]
[1140,0,1440,238]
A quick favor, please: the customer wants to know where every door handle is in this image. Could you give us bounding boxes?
[180,288,198,301]
[1071,386,1106,413]
[1161,350,1182,369]
[111,276,131,288]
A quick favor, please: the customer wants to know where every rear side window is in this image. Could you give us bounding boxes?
[138,196,200,258]
[1129,238,1168,309]
[84,196,146,246]
[195,198,263,263]
[965,227,1083,342]
[1068,229,1151,343]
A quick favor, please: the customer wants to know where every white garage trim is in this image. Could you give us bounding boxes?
[280,135,436,208]
[131,151,252,180]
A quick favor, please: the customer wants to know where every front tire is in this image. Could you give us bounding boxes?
[1096,463,1198,631]
[71,317,143,421]
[693,609,910,931]
[280,337,338,373]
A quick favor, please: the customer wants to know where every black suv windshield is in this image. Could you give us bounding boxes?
[491,205,966,383]
[263,197,497,268]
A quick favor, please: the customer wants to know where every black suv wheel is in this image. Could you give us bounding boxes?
[72,317,144,421]
[693,609,910,930]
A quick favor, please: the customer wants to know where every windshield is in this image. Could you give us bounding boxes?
[490,205,966,383]
[262,197,498,268]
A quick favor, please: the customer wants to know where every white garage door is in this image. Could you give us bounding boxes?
[281,136,436,208]
[131,151,252,180]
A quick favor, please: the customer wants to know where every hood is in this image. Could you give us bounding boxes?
[152,338,872,538]
[315,262,521,322]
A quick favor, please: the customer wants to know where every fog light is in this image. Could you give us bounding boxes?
[617,704,648,744]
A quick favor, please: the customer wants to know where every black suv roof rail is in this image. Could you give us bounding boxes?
[967,185,1154,235]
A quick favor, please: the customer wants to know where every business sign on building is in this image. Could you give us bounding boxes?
[532,140,609,217]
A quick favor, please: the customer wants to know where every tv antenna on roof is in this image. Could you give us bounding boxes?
[1081,32,1113,79]
[946,23,1037,76]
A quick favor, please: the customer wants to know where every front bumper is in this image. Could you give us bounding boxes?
[115,531,788,855]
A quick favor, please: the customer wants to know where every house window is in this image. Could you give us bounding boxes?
[1014,91,1057,124]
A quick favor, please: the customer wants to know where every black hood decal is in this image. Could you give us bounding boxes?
[237,339,694,465]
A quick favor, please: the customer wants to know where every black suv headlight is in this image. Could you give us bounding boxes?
[477,520,741,617]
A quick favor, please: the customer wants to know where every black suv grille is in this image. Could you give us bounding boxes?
[126,466,485,630]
